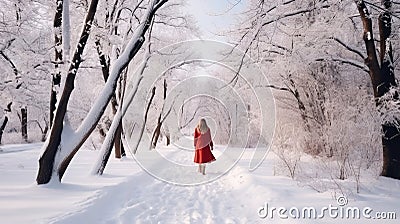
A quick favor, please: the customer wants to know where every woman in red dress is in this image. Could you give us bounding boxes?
[194,118,216,175]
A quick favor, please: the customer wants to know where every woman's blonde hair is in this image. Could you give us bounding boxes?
[197,118,209,134]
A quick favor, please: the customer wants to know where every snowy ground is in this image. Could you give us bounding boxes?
[0,141,399,224]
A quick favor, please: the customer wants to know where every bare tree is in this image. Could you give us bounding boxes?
[0,1,53,144]
[92,28,154,175]
[36,0,168,184]
[230,0,400,180]
[32,119,49,142]
[356,0,400,179]
[131,86,156,154]
[37,0,104,184]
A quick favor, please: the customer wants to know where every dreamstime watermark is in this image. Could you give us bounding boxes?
[257,196,397,220]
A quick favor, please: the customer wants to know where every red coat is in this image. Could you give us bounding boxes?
[194,128,216,164]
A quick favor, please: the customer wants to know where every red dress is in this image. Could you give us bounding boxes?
[194,128,216,164]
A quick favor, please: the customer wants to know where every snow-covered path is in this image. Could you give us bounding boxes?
[1,143,399,223]
[51,144,263,223]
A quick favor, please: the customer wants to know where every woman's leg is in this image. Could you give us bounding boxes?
[198,164,201,173]
[202,164,206,175]
[199,164,203,174]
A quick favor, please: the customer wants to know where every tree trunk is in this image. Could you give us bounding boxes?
[0,116,8,145]
[21,106,28,142]
[36,0,100,185]
[64,11,157,175]
[114,122,123,158]
[133,86,156,154]
[95,38,122,158]
[92,34,153,174]
[382,125,400,178]
[356,0,400,179]
[38,0,167,184]
[92,76,144,175]
[114,70,127,158]
[50,0,63,128]
[41,125,48,142]
[1,103,12,145]
[165,132,170,146]
[120,139,126,156]
[151,80,167,149]
[378,0,400,179]
[151,119,162,149]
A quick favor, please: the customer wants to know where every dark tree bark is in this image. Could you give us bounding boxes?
[42,125,49,142]
[50,0,63,128]
[57,0,168,180]
[33,120,49,142]
[114,122,124,158]
[165,132,170,146]
[95,38,123,158]
[14,1,22,25]
[151,117,162,149]
[264,78,310,133]
[133,86,156,154]
[288,76,310,133]
[111,76,126,160]
[0,50,18,78]
[0,117,8,145]
[356,0,400,179]
[93,75,144,175]
[114,70,127,158]
[94,40,110,82]
[37,0,167,184]
[151,79,167,149]
[36,0,101,185]
[377,0,399,179]
[0,103,12,145]
[21,107,28,142]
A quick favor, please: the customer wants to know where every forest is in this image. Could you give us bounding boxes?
[0,0,399,222]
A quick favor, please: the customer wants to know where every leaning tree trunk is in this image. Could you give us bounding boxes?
[151,79,167,149]
[95,39,126,158]
[36,0,101,185]
[92,38,153,175]
[37,0,167,184]
[356,0,400,179]
[91,75,144,175]
[58,0,167,180]
[132,86,156,154]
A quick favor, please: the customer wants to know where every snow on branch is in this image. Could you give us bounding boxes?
[261,8,316,27]
[91,74,144,175]
[377,84,400,128]
[256,84,292,93]
[226,20,263,87]
[332,37,365,59]
[58,0,168,178]
[364,0,400,20]
[315,57,369,73]
[73,0,166,142]
[0,51,18,77]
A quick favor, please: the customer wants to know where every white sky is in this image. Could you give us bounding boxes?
[184,0,248,40]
